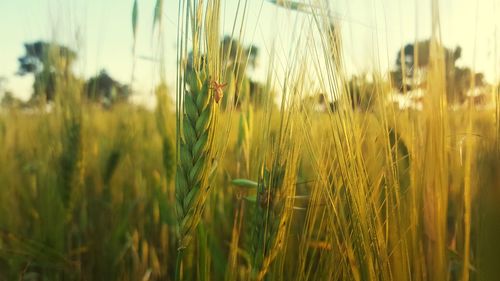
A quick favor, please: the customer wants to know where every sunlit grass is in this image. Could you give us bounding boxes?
[0,0,498,280]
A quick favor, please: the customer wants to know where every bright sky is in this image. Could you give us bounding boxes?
[0,0,498,103]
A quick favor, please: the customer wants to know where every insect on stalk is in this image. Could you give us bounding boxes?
[210,79,227,103]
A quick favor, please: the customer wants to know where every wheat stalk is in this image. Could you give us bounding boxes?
[250,140,300,280]
[173,1,241,279]
[252,167,288,281]
[175,72,218,250]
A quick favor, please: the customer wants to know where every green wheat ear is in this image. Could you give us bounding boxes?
[175,73,218,250]
[251,158,298,281]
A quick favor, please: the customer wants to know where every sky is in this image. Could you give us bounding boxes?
[0,0,498,104]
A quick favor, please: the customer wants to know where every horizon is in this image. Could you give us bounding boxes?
[0,0,498,104]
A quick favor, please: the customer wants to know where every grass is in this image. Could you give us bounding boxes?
[0,0,499,280]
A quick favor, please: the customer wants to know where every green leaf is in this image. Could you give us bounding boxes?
[132,0,139,40]
[231,178,258,189]
[266,0,313,12]
[244,195,257,202]
[153,0,163,31]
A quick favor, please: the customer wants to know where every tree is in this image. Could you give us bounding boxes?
[1,91,24,108]
[220,36,258,77]
[346,74,382,111]
[219,36,262,108]
[17,41,78,102]
[0,77,7,102]
[390,39,484,104]
[84,70,129,106]
[0,76,6,93]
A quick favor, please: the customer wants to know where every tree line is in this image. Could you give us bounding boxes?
[2,38,495,110]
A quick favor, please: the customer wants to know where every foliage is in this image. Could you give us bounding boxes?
[1,92,23,108]
[84,70,130,105]
[390,39,488,104]
[17,41,78,102]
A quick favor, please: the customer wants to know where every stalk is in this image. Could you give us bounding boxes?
[174,70,220,280]
[174,1,223,279]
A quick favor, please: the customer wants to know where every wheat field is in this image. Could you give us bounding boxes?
[0,0,499,280]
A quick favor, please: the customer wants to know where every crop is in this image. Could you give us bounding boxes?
[0,0,498,281]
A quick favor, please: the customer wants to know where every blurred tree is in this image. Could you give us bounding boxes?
[0,77,7,105]
[84,70,130,106]
[390,39,486,104]
[0,76,6,94]
[220,35,258,80]
[346,75,381,111]
[300,93,337,113]
[1,91,23,108]
[391,40,457,91]
[17,41,78,102]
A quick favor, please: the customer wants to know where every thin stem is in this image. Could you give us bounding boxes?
[175,248,185,281]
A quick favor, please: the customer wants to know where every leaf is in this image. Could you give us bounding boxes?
[244,195,257,202]
[153,0,163,31]
[132,0,139,40]
[266,0,314,12]
[231,178,258,189]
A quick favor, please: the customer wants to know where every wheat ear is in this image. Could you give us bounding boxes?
[252,156,298,281]
[175,73,217,250]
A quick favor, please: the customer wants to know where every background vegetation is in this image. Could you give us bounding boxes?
[0,0,498,280]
